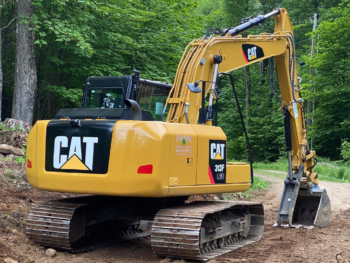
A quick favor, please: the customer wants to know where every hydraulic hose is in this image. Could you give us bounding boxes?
[219,72,254,187]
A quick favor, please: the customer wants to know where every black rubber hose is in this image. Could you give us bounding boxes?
[214,98,218,126]
[282,106,292,152]
[219,72,254,187]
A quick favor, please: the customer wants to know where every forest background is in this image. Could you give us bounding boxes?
[0,0,349,162]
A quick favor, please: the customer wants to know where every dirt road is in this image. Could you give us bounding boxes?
[1,172,350,263]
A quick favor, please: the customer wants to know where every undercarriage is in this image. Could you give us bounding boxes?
[26,196,264,261]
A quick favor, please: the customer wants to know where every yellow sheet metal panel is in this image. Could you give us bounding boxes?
[36,121,51,189]
[27,120,250,197]
[29,120,196,197]
[109,121,168,195]
[226,164,250,184]
[169,177,178,185]
[163,123,197,186]
[26,122,44,188]
[166,183,250,197]
[191,125,226,185]
[34,121,169,197]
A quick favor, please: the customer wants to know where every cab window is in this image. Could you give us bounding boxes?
[86,88,124,109]
[137,83,170,120]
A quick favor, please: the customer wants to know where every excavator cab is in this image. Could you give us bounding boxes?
[80,71,173,120]
[53,72,172,121]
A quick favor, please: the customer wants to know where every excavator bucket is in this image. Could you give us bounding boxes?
[292,188,331,227]
[277,167,331,227]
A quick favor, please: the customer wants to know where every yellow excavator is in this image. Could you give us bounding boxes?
[25,8,330,261]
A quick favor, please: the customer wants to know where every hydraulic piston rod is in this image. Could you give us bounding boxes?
[222,9,280,36]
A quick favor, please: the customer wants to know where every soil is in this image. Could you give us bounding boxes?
[1,170,350,263]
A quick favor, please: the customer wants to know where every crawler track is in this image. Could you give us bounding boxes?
[151,201,264,261]
[26,200,150,252]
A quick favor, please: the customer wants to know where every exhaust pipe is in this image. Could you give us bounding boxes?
[124,99,142,121]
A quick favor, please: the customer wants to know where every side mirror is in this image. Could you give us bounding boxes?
[186,81,202,93]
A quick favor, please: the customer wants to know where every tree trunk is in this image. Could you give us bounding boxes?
[12,0,37,124]
[307,13,317,128]
[0,4,3,121]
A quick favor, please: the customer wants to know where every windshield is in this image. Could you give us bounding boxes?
[85,87,124,109]
[137,83,171,120]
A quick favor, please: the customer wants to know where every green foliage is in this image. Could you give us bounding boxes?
[14,156,26,165]
[255,157,350,183]
[242,176,270,198]
[0,123,26,133]
[27,0,202,120]
[341,140,350,162]
[312,159,350,182]
[253,159,289,171]
[222,177,270,200]
[15,144,27,166]
[218,70,285,162]
[0,122,13,132]
[44,85,83,108]
[305,0,350,159]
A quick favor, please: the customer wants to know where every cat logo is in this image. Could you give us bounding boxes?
[247,47,257,60]
[242,44,264,62]
[53,136,98,170]
[210,143,225,160]
[208,140,226,184]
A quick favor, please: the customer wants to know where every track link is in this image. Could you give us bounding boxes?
[26,201,84,250]
[151,201,264,261]
[26,200,150,252]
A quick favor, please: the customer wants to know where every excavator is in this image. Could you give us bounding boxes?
[25,8,331,261]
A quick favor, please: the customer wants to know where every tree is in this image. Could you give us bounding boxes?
[0,0,16,120]
[11,0,37,124]
[29,0,201,120]
[308,0,350,158]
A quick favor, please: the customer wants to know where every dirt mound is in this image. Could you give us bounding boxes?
[0,132,27,149]
[0,184,77,263]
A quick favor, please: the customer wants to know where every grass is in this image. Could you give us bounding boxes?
[0,169,30,188]
[253,160,288,171]
[222,177,270,200]
[0,122,30,133]
[253,157,350,183]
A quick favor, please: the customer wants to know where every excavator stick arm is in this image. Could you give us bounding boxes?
[165,8,330,228]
